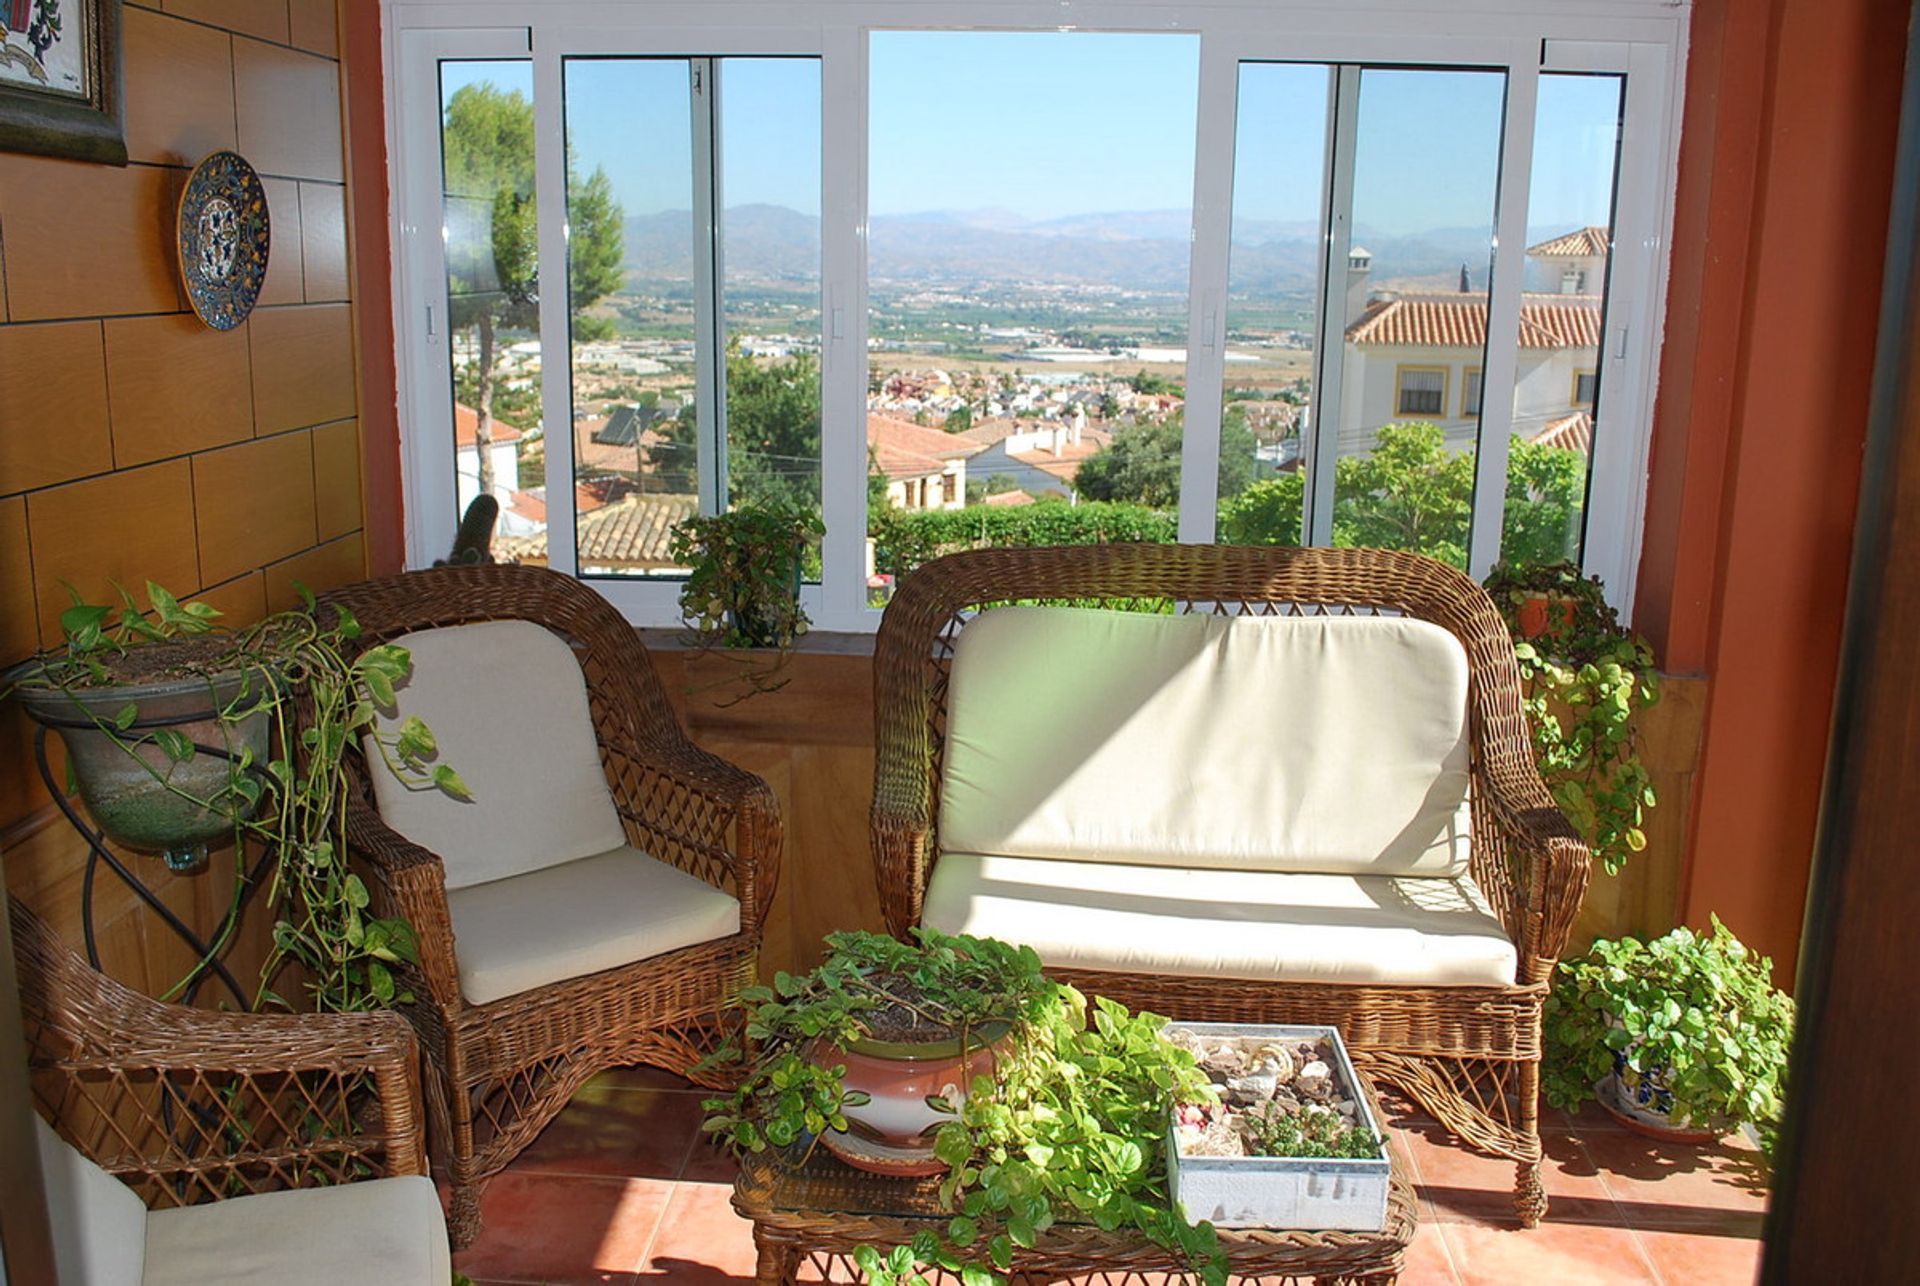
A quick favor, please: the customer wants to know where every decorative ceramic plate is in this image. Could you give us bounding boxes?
[177,151,271,331]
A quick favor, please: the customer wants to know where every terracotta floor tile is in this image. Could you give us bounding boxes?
[454,1171,673,1285]
[1398,1219,1461,1285]
[1438,1218,1658,1285]
[513,1084,707,1181]
[1401,1120,1622,1228]
[682,1138,743,1185]
[1634,1225,1765,1284]
[640,1180,760,1284]
[592,1064,704,1093]
[1578,1127,1772,1231]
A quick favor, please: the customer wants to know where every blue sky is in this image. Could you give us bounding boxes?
[441,42,1619,238]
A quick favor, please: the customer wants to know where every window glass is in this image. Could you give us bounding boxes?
[439,61,540,550]
[864,31,1200,602]
[1499,72,1624,567]
[1328,67,1506,569]
[1463,369,1484,416]
[1216,62,1333,548]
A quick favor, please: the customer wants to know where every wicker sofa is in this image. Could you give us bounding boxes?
[11,899,448,1283]
[871,544,1591,1225]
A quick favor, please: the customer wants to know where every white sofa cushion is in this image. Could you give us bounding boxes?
[446,844,742,1005]
[36,1117,147,1286]
[143,1174,449,1286]
[365,619,627,890]
[922,852,1516,988]
[939,607,1473,877]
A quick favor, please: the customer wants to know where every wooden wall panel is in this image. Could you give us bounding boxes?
[0,157,183,321]
[25,460,201,639]
[250,303,356,433]
[0,322,112,494]
[257,178,307,307]
[299,182,349,301]
[122,5,236,166]
[0,498,34,662]
[104,314,255,465]
[192,431,321,584]
[233,38,344,183]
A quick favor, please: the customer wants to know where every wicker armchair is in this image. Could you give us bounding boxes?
[871,544,1591,1227]
[10,898,447,1281]
[322,564,780,1247]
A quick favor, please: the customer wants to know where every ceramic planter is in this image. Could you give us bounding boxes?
[1166,1022,1390,1232]
[814,1023,1010,1177]
[1516,591,1578,640]
[1598,1062,1728,1145]
[8,664,273,872]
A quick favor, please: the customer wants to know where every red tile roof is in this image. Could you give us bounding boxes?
[982,489,1036,506]
[1527,226,1611,258]
[453,403,524,447]
[868,414,977,479]
[495,493,696,569]
[1529,411,1594,455]
[1345,294,1602,350]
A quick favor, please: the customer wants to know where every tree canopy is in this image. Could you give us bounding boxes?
[1076,413,1258,507]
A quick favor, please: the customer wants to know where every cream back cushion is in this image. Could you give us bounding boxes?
[938,606,1472,876]
[365,620,626,890]
[36,1116,148,1286]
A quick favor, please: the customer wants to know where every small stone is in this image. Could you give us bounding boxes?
[1225,1071,1278,1105]
[1335,1099,1357,1120]
[1297,1059,1334,1100]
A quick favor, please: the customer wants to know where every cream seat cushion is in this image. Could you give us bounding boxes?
[922,852,1516,987]
[36,1117,147,1286]
[446,844,742,1005]
[365,620,627,890]
[143,1174,449,1286]
[939,607,1473,877]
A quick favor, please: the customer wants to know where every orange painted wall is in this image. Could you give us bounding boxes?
[1635,0,1910,979]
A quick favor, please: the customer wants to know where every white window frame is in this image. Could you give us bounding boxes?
[383,1,1689,625]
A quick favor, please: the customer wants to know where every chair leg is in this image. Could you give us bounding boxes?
[448,1177,484,1250]
[1514,1157,1548,1228]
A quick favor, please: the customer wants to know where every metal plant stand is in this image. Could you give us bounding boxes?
[30,721,273,1012]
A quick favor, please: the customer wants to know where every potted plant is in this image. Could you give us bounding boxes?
[702,928,1229,1285]
[1542,917,1794,1150]
[3,581,468,1013]
[668,497,825,700]
[1483,559,1660,875]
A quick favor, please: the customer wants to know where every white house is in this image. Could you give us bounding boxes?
[453,402,523,518]
[867,413,973,510]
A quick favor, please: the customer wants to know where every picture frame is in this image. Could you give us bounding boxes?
[0,0,126,165]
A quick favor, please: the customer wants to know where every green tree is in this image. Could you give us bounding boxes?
[1076,414,1257,507]
[650,340,822,506]
[1330,421,1476,565]
[1500,437,1587,565]
[944,403,973,434]
[1218,472,1306,545]
[441,81,624,499]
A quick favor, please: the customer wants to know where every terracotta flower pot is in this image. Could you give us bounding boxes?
[814,1023,1011,1177]
[1516,592,1577,640]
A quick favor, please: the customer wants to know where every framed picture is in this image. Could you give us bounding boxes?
[0,0,126,165]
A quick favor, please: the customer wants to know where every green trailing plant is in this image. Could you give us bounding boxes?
[670,498,825,702]
[702,929,1228,1286]
[5,581,469,1013]
[1483,559,1659,875]
[1542,917,1794,1152]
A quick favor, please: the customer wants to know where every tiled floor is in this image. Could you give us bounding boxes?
[449,1067,1769,1285]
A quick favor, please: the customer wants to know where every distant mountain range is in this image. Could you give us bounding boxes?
[621,205,1587,295]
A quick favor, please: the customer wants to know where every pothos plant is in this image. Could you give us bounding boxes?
[668,497,825,701]
[702,929,1227,1286]
[1483,560,1660,875]
[4,581,468,1013]
[1542,917,1794,1152]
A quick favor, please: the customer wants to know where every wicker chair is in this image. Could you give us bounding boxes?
[9,898,447,1281]
[322,563,780,1247]
[871,544,1591,1227]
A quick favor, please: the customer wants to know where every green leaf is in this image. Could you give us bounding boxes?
[432,764,473,800]
[154,729,194,763]
[112,703,138,731]
[344,874,371,909]
[59,603,111,642]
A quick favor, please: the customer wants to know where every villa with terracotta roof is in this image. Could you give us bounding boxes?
[867,413,976,510]
[1336,230,1607,452]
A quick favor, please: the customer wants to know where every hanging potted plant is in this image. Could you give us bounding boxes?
[1543,917,1794,1150]
[1483,559,1661,875]
[668,496,825,700]
[3,581,469,1013]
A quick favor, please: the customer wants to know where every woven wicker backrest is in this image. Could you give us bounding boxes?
[872,544,1531,930]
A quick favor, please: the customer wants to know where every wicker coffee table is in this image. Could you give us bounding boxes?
[730,1128,1417,1285]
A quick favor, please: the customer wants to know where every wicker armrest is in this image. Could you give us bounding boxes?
[11,903,427,1196]
[1475,757,1592,983]
[601,732,782,931]
[343,795,463,1011]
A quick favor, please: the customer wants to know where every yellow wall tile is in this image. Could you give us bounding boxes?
[104,314,254,466]
[311,418,361,540]
[191,569,268,630]
[0,322,113,494]
[234,38,343,183]
[0,495,37,663]
[298,181,347,301]
[192,431,319,585]
[249,303,354,432]
[25,459,200,640]
[0,158,184,320]
[266,532,365,611]
[124,6,236,166]
[258,178,305,306]
[162,0,288,44]
[287,0,338,58]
